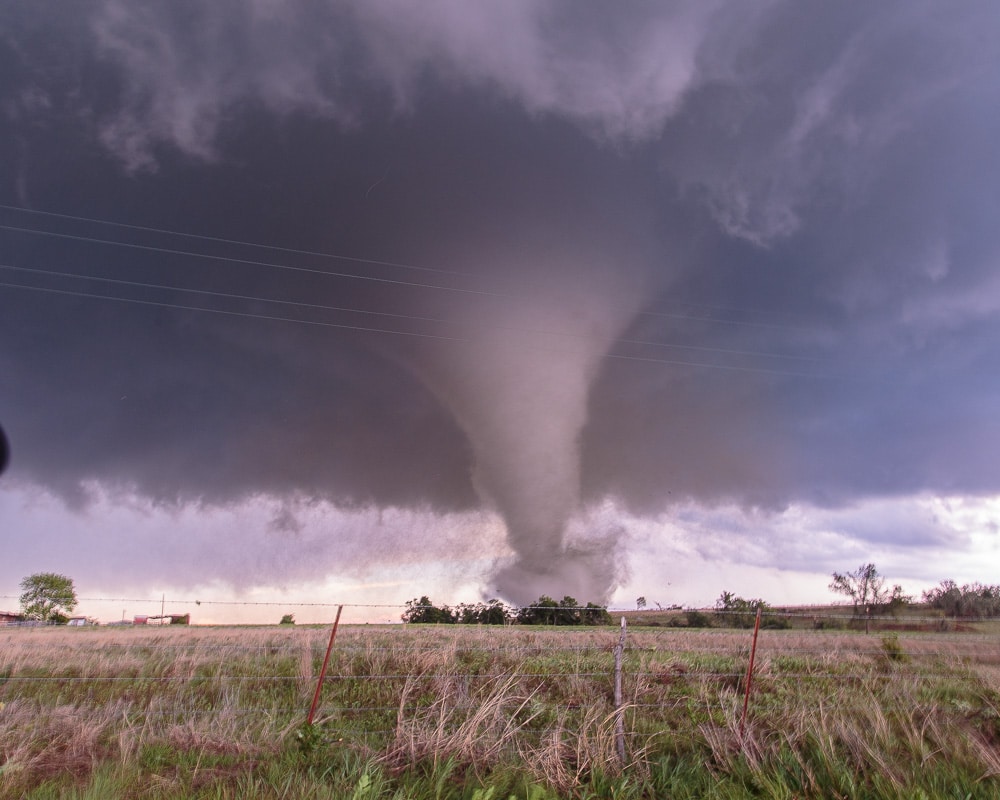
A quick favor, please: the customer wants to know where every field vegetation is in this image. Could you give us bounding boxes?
[1,620,998,799]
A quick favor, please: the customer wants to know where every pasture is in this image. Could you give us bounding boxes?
[1,621,998,799]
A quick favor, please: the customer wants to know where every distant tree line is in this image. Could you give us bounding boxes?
[401,595,611,626]
[922,581,1000,619]
[13,569,1000,630]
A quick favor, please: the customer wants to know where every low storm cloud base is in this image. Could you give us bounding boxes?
[2,1,1000,604]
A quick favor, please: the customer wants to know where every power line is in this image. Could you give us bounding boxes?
[0,212,814,333]
[0,278,825,378]
[0,223,496,298]
[0,263,818,364]
[0,203,465,277]
[0,206,825,374]
[0,263,458,328]
[0,279,468,344]
[0,202,809,326]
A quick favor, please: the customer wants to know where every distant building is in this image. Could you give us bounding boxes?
[67,616,97,626]
[0,611,23,625]
[133,613,190,625]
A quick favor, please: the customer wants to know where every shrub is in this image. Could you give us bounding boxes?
[714,591,782,629]
[685,610,712,628]
[880,634,908,663]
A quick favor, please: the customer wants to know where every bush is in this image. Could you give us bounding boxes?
[880,634,908,663]
[714,591,781,628]
[685,610,712,628]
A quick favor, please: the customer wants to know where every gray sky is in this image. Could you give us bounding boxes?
[1,1,999,619]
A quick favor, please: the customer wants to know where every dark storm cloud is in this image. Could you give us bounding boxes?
[2,1,1000,600]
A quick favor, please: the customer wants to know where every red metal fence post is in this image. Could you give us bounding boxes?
[307,605,343,726]
[739,606,762,740]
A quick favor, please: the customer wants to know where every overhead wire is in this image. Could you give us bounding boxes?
[0,208,826,376]
[0,204,817,332]
[0,262,818,365]
[0,202,808,326]
[0,223,497,298]
[0,277,823,378]
[0,202,465,277]
[0,278,467,344]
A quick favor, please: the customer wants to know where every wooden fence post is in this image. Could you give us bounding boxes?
[614,616,627,763]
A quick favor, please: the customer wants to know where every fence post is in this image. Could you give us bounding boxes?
[307,605,343,725]
[739,607,762,740]
[614,615,627,764]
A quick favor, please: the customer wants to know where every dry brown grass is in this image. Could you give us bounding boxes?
[0,699,120,785]
[386,673,538,767]
[2,623,999,796]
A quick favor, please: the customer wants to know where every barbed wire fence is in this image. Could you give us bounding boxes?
[1,598,997,768]
[0,592,982,624]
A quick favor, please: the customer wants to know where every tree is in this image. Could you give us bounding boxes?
[923,580,1000,619]
[19,572,77,623]
[581,602,612,625]
[516,596,611,626]
[555,596,581,625]
[476,599,513,625]
[636,596,647,610]
[829,564,911,625]
[280,614,295,625]
[516,595,559,625]
[401,596,455,624]
[715,591,762,628]
[454,599,512,625]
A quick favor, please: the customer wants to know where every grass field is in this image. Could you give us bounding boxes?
[1,621,998,799]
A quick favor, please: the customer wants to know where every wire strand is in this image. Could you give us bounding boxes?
[0,263,818,364]
[0,279,826,378]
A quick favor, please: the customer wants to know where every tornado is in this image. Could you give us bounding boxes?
[410,253,649,606]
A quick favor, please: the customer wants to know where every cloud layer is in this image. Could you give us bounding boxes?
[2,1,999,602]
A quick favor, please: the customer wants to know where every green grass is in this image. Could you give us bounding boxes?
[1,624,998,798]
